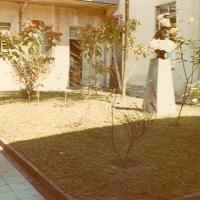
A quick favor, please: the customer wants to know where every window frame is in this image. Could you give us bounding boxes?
[42,25,53,56]
[156,2,176,27]
[0,22,11,52]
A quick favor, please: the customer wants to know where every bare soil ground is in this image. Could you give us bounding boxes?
[0,91,200,200]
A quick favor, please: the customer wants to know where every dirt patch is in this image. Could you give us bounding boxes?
[0,92,200,200]
[112,159,140,169]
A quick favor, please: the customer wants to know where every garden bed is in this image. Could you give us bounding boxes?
[0,91,200,200]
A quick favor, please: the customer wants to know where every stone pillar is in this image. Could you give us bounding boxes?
[143,58,176,116]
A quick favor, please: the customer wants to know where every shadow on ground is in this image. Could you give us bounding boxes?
[6,116,200,200]
[0,91,107,105]
[0,91,26,103]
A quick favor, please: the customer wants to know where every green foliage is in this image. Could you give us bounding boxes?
[0,20,61,101]
[169,20,200,125]
[78,25,104,86]
[170,26,200,67]
[78,25,103,62]
[188,81,200,103]
[78,18,147,62]
[77,18,147,89]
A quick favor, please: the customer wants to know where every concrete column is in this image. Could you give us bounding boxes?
[143,58,176,116]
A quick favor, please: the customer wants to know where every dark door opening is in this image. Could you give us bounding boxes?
[110,48,122,90]
[69,39,82,87]
[109,16,123,90]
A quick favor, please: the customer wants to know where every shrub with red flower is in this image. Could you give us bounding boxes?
[0,20,62,102]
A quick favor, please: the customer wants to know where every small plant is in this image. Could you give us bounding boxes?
[77,18,147,100]
[78,25,103,90]
[110,92,156,168]
[0,20,61,102]
[188,81,200,104]
[168,17,200,125]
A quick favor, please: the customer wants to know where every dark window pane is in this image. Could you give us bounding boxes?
[170,4,176,13]
[170,16,176,24]
[160,7,168,14]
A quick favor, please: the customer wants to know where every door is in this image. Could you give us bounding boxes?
[109,16,123,90]
[69,39,82,87]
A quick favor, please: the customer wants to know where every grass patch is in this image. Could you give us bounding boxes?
[0,93,199,200]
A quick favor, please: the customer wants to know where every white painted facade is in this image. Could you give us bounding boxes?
[0,0,107,91]
[114,0,200,100]
[0,0,199,100]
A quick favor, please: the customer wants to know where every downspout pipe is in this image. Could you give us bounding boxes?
[19,0,30,32]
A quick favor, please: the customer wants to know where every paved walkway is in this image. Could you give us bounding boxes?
[0,150,45,200]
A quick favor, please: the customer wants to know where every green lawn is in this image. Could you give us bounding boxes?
[0,91,200,200]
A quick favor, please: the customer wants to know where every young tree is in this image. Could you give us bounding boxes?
[175,38,200,126]
[0,20,61,102]
[78,19,147,98]
[78,25,103,89]
[169,18,200,126]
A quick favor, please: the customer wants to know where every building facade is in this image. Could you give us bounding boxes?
[0,0,117,91]
[114,0,200,100]
[0,0,199,100]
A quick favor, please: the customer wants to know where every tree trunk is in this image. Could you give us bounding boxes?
[26,84,34,103]
[65,88,68,105]
[36,89,40,104]
[27,88,31,103]
[122,0,129,102]
[113,47,122,92]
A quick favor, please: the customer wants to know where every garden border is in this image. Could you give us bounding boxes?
[0,137,72,200]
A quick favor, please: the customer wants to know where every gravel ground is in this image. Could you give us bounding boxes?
[0,101,106,140]
[0,94,198,144]
[0,92,145,143]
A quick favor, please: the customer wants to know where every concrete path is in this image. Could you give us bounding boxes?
[0,150,45,200]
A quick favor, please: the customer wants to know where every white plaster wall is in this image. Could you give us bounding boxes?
[114,0,176,87]
[21,4,55,26]
[115,0,200,99]
[0,60,21,91]
[41,46,70,91]
[0,2,105,91]
[2,0,198,94]
[0,1,20,32]
[0,2,20,91]
[174,0,200,99]
[67,7,104,27]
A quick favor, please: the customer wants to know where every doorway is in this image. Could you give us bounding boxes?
[109,16,123,90]
[69,39,82,87]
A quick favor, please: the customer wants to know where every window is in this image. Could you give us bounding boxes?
[43,26,52,55]
[114,15,123,25]
[0,22,11,31]
[0,22,11,51]
[156,3,177,64]
[69,27,79,40]
[156,2,176,26]
[69,27,82,86]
